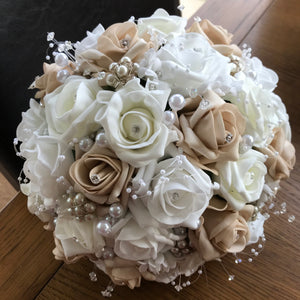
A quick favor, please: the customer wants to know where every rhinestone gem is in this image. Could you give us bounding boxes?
[90,174,101,185]
[47,32,55,41]
[225,133,233,143]
[199,99,210,109]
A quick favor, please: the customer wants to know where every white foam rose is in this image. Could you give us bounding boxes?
[114,215,174,261]
[152,33,235,95]
[44,76,103,141]
[143,155,213,229]
[97,78,178,167]
[138,8,187,40]
[214,149,267,211]
[226,77,290,147]
[55,217,105,258]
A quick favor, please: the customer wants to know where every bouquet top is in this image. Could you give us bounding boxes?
[16,8,295,295]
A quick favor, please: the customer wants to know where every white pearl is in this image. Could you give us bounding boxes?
[56,69,70,83]
[102,247,114,259]
[96,220,112,236]
[84,202,96,213]
[55,53,69,67]
[106,74,116,86]
[79,137,93,152]
[109,203,124,219]
[169,94,185,111]
[109,62,118,72]
[116,65,128,77]
[74,193,85,205]
[239,134,254,153]
[163,111,176,126]
[120,56,131,64]
[95,132,108,146]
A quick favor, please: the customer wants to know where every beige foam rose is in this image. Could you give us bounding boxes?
[175,90,245,172]
[78,22,152,72]
[189,199,254,261]
[187,19,242,57]
[258,127,296,180]
[69,144,134,205]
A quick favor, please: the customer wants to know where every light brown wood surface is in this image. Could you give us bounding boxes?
[1,0,299,299]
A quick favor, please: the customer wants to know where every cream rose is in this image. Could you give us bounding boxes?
[189,204,254,261]
[214,149,267,210]
[78,21,151,72]
[146,155,213,229]
[258,127,296,180]
[97,78,177,167]
[175,90,245,170]
[138,9,186,40]
[69,144,134,204]
[44,77,102,141]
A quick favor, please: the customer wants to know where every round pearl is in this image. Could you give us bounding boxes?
[84,214,95,221]
[169,94,185,111]
[116,65,128,77]
[106,74,116,86]
[102,247,115,259]
[177,240,187,249]
[163,111,176,126]
[84,202,96,213]
[55,53,69,67]
[109,62,118,72]
[120,56,131,64]
[74,193,85,205]
[240,134,254,153]
[95,132,107,146]
[56,69,70,83]
[96,220,112,236]
[109,203,124,219]
[79,137,93,152]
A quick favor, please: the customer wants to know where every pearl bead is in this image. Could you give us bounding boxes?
[163,111,176,126]
[84,214,95,221]
[55,53,69,67]
[102,247,115,259]
[84,202,96,213]
[74,193,85,205]
[109,203,124,219]
[169,94,185,111]
[116,65,128,77]
[177,240,187,249]
[109,62,118,72]
[79,137,93,152]
[95,132,108,146]
[106,74,116,86]
[56,69,70,83]
[120,56,131,64]
[96,220,112,236]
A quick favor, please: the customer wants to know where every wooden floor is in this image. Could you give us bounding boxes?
[0,171,17,211]
[1,0,299,299]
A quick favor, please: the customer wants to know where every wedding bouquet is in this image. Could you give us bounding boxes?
[16,8,295,296]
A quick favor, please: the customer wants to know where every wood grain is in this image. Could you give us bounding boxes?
[0,192,62,300]
[1,0,300,299]
[188,0,275,44]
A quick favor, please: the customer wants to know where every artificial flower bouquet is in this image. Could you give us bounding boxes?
[16,8,295,296]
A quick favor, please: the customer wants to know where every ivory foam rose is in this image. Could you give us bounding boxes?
[214,149,267,210]
[98,78,177,167]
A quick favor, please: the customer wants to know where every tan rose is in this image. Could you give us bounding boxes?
[69,144,134,205]
[78,22,152,72]
[187,19,242,57]
[34,62,75,100]
[175,90,245,172]
[258,127,296,180]
[104,257,142,289]
[189,199,254,261]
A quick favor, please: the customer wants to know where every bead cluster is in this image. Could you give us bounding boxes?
[170,227,193,258]
[102,56,139,89]
[65,192,97,222]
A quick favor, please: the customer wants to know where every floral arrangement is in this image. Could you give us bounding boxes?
[16,8,295,296]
